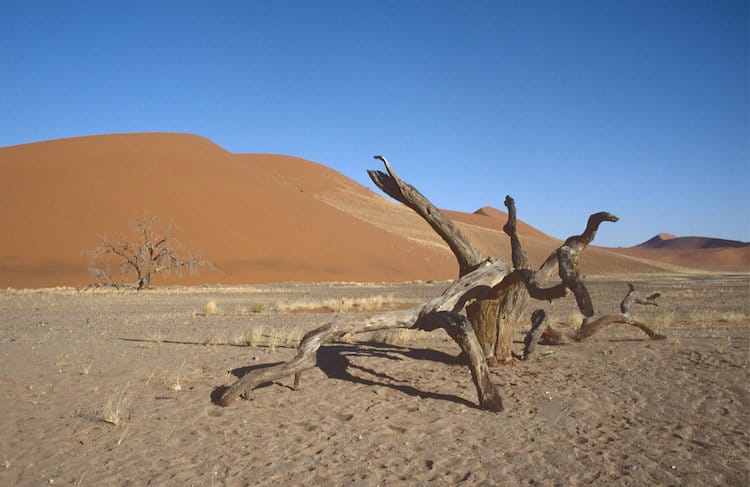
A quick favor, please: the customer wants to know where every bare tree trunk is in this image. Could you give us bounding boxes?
[489,196,530,364]
[481,198,615,364]
[217,157,663,411]
[370,155,506,364]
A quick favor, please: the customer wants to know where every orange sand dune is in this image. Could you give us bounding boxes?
[0,133,699,288]
[1,133,459,288]
[442,206,551,240]
[611,246,750,273]
[607,233,750,272]
[635,233,749,251]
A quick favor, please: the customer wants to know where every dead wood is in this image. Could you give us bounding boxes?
[522,310,549,360]
[506,211,621,349]
[465,196,531,364]
[218,156,664,411]
[218,260,511,411]
[573,283,666,341]
[503,196,529,271]
[368,156,483,276]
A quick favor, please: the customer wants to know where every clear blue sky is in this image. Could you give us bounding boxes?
[2,0,748,247]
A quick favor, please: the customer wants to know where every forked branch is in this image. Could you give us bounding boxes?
[573,283,665,341]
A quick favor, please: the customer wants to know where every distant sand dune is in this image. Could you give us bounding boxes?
[606,234,750,272]
[1,133,739,288]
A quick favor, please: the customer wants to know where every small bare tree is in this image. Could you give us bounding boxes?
[84,213,212,290]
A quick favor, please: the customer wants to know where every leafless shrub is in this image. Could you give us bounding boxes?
[83,213,213,290]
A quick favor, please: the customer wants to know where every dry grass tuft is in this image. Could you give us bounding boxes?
[274,294,398,313]
[364,328,428,346]
[79,353,93,375]
[204,299,218,316]
[147,364,211,392]
[246,328,264,347]
[101,383,131,426]
[196,294,401,317]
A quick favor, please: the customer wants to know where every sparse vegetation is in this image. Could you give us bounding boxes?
[1,278,747,486]
[273,294,398,313]
[205,299,219,316]
[101,383,131,426]
[80,354,93,375]
[147,363,210,392]
[195,295,400,317]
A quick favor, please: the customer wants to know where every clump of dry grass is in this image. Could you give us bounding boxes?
[204,299,219,316]
[197,300,267,317]
[146,364,211,392]
[79,353,93,375]
[196,295,400,317]
[196,326,301,350]
[245,328,264,347]
[228,327,264,347]
[226,326,301,349]
[101,383,131,426]
[558,312,583,329]
[358,328,428,346]
[715,310,750,323]
[653,310,677,327]
[274,294,397,313]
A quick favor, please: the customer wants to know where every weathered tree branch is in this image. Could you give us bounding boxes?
[219,156,664,412]
[556,246,594,317]
[573,283,665,341]
[218,260,511,410]
[537,212,619,283]
[368,156,482,276]
[523,310,549,360]
[503,195,529,270]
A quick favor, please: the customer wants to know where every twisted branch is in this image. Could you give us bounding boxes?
[573,283,665,341]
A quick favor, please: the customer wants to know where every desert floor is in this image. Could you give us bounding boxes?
[1,274,748,486]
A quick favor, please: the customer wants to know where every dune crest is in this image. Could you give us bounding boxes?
[608,234,749,272]
[0,133,721,288]
[636,234,748,250]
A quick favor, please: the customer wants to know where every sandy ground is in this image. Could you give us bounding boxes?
[1,274,748,486]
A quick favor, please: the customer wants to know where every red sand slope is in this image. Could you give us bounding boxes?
[1,133,726,288]
[609,234,750,272]
[1,133,462,287]
[635,233,748,251]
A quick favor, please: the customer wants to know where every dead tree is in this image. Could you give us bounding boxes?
[521,284,664,360]
[84,213,213,290]
[218,157,663,411]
